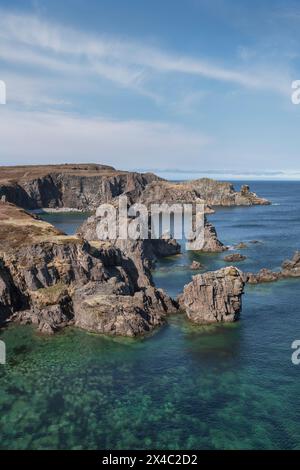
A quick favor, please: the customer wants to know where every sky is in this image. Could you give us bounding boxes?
[0,0,300,179]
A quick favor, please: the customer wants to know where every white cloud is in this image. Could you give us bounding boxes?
[0,108,211,168]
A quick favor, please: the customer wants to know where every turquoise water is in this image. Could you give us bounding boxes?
[1,182,300,449]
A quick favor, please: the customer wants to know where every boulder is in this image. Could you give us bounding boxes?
[181,267,245,324]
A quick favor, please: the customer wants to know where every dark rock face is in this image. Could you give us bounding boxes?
[223,253,247,262]
[73,284,176,337]
[0,164,160,210]
[2,239,178,336]
[180,267,245,324]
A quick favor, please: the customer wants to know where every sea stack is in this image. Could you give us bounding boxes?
[181,267,245,324]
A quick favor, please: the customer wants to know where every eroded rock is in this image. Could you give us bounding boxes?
[181,267,245,324]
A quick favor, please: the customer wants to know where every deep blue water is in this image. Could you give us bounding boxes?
[1,181,300,449]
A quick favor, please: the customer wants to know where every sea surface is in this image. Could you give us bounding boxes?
[1,181,300,450]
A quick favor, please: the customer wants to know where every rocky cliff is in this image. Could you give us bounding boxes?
[0,164,160,210]
[0,202,177,335]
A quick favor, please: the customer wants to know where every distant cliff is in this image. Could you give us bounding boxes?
[136,179,270,207]
[187,179,270,206]
[0,164,269,211]
[0,164,160,210]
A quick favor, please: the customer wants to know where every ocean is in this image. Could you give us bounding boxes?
[1,181,300,449]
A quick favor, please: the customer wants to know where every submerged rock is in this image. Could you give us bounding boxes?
[180,267,245,324]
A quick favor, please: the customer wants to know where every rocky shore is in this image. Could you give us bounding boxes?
[0,202,177,335]
[0,163,275,336]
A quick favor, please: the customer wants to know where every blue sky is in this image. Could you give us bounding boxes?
[0,0,300,179]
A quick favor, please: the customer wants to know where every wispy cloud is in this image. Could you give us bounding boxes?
[0,8,292,104]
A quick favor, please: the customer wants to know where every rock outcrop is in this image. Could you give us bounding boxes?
[77,212,225,254]
[281,252,300,278]
[134,179,270,207]
[187,179,270,206]
[245,251,300,284]
[246,269,281,284]
[0,202,177,335]
[223,253,247,262]
[190,261,203,270]
[0,165,270,213]
[180,267,245,324]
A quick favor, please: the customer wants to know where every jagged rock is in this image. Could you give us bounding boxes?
[246,269,281,284]
[135,179,270,207]
[223,253,247,262]
[73,283,177,337]
[181,267,245,324]
[0,164,160,210]
[188,179,270,206]
[281,251,300,277]
[234,242,248,249]
[202,222,226,252]
[77,210,225,254]
[190,261,203,270]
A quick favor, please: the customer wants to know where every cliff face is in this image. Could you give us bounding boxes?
[0,202,177,335]
[0,164,160,210]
